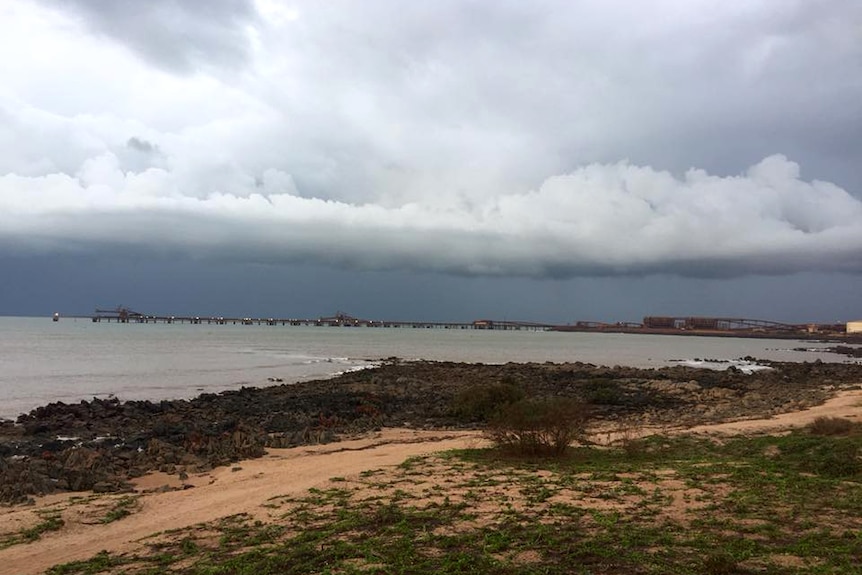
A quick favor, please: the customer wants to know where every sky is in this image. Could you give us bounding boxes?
[1,0,861,323]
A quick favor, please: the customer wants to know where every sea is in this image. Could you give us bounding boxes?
[1,316,859,421]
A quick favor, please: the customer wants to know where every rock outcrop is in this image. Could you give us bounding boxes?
[2,359,860,504]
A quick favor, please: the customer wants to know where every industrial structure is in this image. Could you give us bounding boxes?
[638,316,847,337]
[53,307,860,341]
[643,316,799,332]
[79,308,555,331]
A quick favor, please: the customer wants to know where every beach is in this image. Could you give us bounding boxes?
[4,385,862,575]
[2,359,862,573]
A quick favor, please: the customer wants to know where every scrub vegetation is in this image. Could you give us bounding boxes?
[46,418,862,575]
[0,511,64,549]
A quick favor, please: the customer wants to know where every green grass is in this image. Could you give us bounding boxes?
[0,511,65,549]
[100,495,140,524]
[1,493,142,553]
[45,429,862,574]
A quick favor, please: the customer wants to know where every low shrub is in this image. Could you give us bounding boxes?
[485,397,591,456]
[584,379,625,406]
[450,382,525,422]
[808,416,857,436]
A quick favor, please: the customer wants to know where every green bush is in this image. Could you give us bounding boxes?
[485,397,591,456]
[584,379,625,405]
[450,382,525,422]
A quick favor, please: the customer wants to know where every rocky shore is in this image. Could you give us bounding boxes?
[811,345,862,358]
[2,359,861,505]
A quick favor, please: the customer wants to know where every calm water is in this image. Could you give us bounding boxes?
[0,316,856,420]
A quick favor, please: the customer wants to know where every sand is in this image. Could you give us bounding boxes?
[2,390,861,575]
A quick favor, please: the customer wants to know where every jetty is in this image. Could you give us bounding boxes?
[52,307,860,341]
[65,308,554,331]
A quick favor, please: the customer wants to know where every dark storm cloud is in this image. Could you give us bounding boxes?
[4,253,861,324]
[2,1,861,285]
[1,153,860,279]
[40,0,259,73]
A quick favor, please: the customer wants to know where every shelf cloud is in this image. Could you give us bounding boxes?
[2,152,859,278]
[1,0,861,308]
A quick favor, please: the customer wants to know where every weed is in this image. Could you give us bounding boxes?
[0,512,65,549]
[23,513,64,542]
[46,550,125,575]
[101,495,139,524]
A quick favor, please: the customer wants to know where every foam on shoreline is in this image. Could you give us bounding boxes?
[669,358,772,374]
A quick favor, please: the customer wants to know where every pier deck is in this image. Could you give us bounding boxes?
[74,310,554,331]
[53,309,859,340]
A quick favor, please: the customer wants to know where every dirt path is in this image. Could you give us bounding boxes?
[0,430,486,575]
[2,390,861,575]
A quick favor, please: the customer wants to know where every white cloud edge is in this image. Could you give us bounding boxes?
[1,153,860,278]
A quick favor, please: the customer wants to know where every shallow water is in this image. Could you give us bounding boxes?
[0,316,856,419]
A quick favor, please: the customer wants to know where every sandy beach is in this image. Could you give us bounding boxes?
[3,387,861,575]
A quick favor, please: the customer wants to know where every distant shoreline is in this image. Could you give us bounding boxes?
[41,310,862,342]
[3,358,862,503]
[2,316,860,421]
[551,324,862,343]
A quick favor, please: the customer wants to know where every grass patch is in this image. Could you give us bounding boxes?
[46,429,862,574]
[21,513,65,542]
[0,511,65,549]
[100,495,140,524]
[46,550,128,575]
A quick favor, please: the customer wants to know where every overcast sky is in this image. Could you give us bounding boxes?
[1,0,860,322]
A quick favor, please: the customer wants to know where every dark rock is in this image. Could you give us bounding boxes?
[3,360,862,504]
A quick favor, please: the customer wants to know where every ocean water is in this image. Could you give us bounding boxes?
[0,316,857,420]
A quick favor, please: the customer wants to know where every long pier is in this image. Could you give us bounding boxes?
[54,309,859,340]
[64,310,555,331]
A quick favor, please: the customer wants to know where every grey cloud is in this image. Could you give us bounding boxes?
[3,1,862,289]
[40,0,259,74]
[121,137,165,173]
[237,0,862,200]
[16,1,862,203]
[1,154,860,279]
[126,137,156,153]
